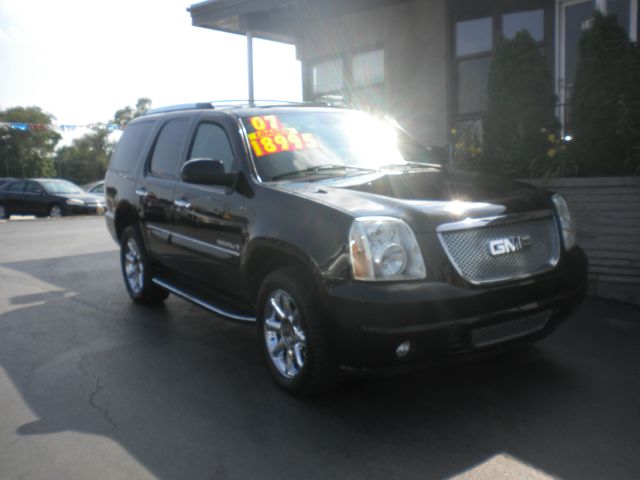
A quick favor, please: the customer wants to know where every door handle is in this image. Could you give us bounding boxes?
[135,187,148,198]
[174,198,192,209]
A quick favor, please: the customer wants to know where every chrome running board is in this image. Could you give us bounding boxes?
[152,277,256,323]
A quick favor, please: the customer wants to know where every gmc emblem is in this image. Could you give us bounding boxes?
[489,236,532,256]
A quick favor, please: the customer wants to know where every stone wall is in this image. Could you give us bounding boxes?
[527,177,640,305]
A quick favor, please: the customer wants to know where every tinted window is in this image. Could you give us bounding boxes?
[189,123,235,172]
[25,181,44,194]
[109,121,154,172]
[5,181,26,192]
[150,119,191,178]
[503,9,545,41]
[456,17,493,56]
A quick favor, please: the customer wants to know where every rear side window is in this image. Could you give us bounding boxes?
[149,119,191,178]
[5,181,26,192]
[25,181,44,194]
[189,123,235,172]
[109,121,154,172]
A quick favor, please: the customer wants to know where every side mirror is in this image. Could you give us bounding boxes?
[181,158,237,187]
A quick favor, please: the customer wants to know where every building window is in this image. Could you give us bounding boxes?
[308,49,385,110]
[457,56,492,115]
[352,49,384,87]
[454,16,493,116]
[556,0,638,128]
[607,0,638,39]
[452,6,549,119]
[312,59,343,95]
[455,17,493,56]
[503,9,545,41]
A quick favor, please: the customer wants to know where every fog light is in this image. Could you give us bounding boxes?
[396,340,412,358]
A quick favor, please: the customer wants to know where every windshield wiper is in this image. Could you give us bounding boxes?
[381,161,442,170]
[271,165,376,181]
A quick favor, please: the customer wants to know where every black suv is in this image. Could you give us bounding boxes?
[105,103,587,394]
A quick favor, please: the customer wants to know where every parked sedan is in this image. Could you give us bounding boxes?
[0,178,105,219]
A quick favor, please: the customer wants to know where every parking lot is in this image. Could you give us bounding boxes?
[0,217,638,479]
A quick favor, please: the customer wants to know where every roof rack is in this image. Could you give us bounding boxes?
[144,98,351,116]
[144,103,214,115]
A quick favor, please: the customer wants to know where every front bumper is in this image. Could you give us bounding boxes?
[322,247,588,371]
[65,204,105,215]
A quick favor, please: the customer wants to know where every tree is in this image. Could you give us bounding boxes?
[55,125,112,185]
[570,12,640,176]
[113,97,152,128]
[481,31,561,178]
[0,106,61,178]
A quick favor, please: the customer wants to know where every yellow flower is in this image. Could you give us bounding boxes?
[547,148,557,158]
[451,128,457,135]
[547,133,557,143]
[468,146,482,156]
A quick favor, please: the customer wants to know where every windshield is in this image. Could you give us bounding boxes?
[40,180,84,195]
[90,183,104,193]
[241,111,440,181]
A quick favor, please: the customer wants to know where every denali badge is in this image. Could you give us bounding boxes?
[489,236,531,256]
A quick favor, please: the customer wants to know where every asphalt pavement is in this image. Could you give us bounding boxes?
[0,217,638,480]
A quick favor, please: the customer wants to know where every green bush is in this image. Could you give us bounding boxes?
[481,31,563,178]
[570,12,640,176]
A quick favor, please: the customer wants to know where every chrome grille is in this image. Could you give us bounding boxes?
[438,215,561,285]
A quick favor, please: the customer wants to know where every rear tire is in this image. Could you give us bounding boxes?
[257,267,341,395]
[120,225,169,305]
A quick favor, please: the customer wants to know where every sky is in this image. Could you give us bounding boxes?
[0,0,302,140]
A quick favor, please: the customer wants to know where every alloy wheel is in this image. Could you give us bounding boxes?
[49,205,62,218]
[263,289,307,379]
[124,238,145,295]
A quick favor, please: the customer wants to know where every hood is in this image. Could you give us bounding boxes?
[55,193,104,204]
[272,169,552,231]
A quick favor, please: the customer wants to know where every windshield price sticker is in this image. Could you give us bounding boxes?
[248,115,319,157]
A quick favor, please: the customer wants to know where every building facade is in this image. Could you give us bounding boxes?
[189,0,639,148]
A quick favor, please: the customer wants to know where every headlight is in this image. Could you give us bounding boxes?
[349,217,426,281]
[66,198,85,206]
[552,194,576,250]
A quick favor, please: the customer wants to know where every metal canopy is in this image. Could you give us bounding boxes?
[188,0,411,105]
[188,0,412,43]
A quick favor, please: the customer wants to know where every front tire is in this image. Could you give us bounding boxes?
[49,203,63,218]
[257,267,341,395]
[120,225,169,305]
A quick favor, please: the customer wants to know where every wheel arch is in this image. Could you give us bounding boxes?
[114,201,141,244]
[243,239,325,302]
